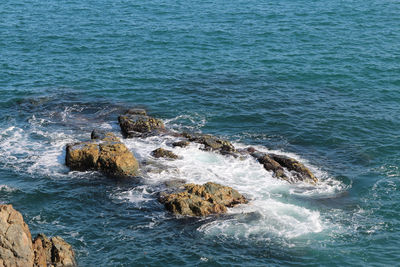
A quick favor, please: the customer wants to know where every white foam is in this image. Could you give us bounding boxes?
[121,135,342,240]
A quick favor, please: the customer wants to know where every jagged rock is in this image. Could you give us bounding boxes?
[249,149,318,184]
[66,132,139,177]
[151,148,178,159]
[159,182,247,216]
[118,111,165,138]
[269,154,318,184]
[50,236,77,267]
[0,204,34,267]
[182,132,236,155]
[172,140,190,148]
[0,205,77,267]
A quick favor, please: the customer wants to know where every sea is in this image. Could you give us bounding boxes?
[1,0,399,266]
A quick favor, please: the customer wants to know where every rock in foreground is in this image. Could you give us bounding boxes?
[0,204,76,267]
[159,182,248,216]
[66,131,139,178]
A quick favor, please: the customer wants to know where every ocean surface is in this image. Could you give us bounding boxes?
[1,0,400,266]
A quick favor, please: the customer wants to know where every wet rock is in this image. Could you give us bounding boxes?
[159,182,248,216]
[66,132,139,177]
[172,140,190,148]
[249,149,318,184]
[269,154,318,184]
[182,132,236,155]
[151,148,178,159]
[118,112,165,138]
[0,204,77,267]
[163,179,186,189]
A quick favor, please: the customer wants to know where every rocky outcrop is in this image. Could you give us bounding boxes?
[151,148,178,159]
[0,204,76,267]
[0,204,34,267]
[159,182,247,216]
[33,234,76,267]
[171,140,190,148]
[182,132,236,155]
[118,110,165,138]
[66,131,139,178]
[249,148,318,184]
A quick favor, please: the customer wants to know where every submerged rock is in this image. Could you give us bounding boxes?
[118,111,165,138]
[151,148,178,159]
[250,149,318,184]
[0,204,77,267]
[159,182,248,216]
[66,131,139,178]
[182,132,236,155]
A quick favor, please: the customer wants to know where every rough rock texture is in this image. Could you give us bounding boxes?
[33,234,76,267]
[171,140,190,148]
[66,132,139,177]
[250,149,318,184]
[159,182,247,216]
[118,112,165,138]
[269,154,318,184]
[0,204,34,267]
[182,132,236,155]
[0,205,77,267]
[151,148,178,159]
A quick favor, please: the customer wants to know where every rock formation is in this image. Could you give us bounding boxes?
[151,148,178,159]
[118,109,165,138]
[249,148,318,184]
[66,131,139,178]
[0,204,76,267]
[158,182,247,216]
[182,132,236,155]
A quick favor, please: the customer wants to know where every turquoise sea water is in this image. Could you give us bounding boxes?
[1,0,400,266]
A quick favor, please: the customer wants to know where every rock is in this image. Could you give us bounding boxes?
[269,154,318,184]
[163,179,186,189]
[159,182,247,216]
[249,149,318,184]
[172,140,190,148]
[118,112,165,138]
[124,108,147,116]
[0,204,77,267]
[151,148,178,159]
[182,132,236,154]
[251,152,288,181]
[50,236,77,267]
[0,204,34,267]
[66,132,139,178]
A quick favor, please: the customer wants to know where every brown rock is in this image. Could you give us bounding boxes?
[151,148,178,159]
[0,204,34,267]
[50,236,77,267]
[159,182,248,216]
[66,132,139,178]
[182,132,236,154]
[0,205,77,267]
[171,140,190,148]
[118,113,165,138]
[270,154,318,185]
